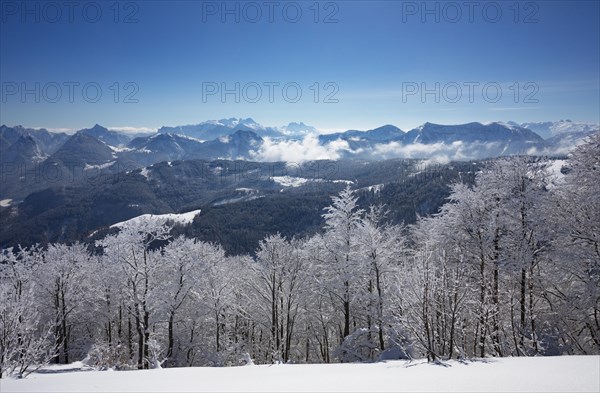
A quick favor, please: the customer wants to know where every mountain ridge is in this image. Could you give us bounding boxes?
[1,119,597,202]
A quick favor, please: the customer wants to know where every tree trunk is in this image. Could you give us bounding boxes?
[61,287,69,364]
[375,267,385,352]
[520,268,526,352]
[166,312,175,366]
[479,250,486,357]
[343,280,350,340]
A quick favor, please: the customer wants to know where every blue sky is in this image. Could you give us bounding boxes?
[1,0,599,132]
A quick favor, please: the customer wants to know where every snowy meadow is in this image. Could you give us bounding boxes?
[3,356,599,393]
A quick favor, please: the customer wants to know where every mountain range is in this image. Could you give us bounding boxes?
[0,118,597,202]
[156,118,316,140]
[1,116,597,252]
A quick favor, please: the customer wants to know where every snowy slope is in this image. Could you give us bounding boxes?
[2,356,598,393]
[110,209,202,229]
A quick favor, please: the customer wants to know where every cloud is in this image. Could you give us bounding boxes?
[107,126,156,134]
[45,127,76,134]
[370,140,517,161]
[373,140,465,159]
[252,137,524,163]
[250,134,352,163]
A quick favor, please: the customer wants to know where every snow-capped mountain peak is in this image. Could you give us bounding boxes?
[517,120,599,139]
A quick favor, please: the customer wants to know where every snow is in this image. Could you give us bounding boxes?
[174,134,205,143]
[331,179,355,185]
[84,161,115,171]
[363,184,385,194]
[140,167,151,179]
[2,356,598,393]
[213,194,263,206]
[272,176,311,187]
[272,176,354,188]
[235,188,258,193]
[547,159,567,188]
[109,209,202,229]
[109,146,135,153]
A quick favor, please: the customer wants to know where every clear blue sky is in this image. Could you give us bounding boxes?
[1,0,598,132]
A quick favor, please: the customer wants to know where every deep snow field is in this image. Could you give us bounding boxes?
[2,356,598,393]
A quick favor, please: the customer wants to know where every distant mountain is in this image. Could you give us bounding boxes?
[516,120,599,139]
[319,125,404,145]
[196,130,264,160]
[125,133,205,165]
[122,129,264,164]
[79,124,132,147]
[0,125,22,151]
[279,122,318,137]
[403,122,541,145]
[49,132,116,166]
[0,131,120,200]
[364,125,405,141]
[2,119,596,202]
[158,117,281,140]
[543,129,599,155]
[0,135,46,165]
[317,122,546,160]
[0,125,69,154]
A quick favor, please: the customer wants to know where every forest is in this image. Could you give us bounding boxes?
[1,134,598,378]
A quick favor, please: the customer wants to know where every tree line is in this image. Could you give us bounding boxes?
[1,134,598,377]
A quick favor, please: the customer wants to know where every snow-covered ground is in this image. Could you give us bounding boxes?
[547,159,567,187]
[110,209,202,229]
[272,175,312,187]
[2,356,598,393]
[271,176,354,188]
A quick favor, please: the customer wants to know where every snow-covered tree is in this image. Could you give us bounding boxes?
[546,133,600,352]
[356,206,406,358]
[96,220,171,369]
[251,234,307,363]
[321,186,364,346]
[34,243,91,364]
[0,247,55,378]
